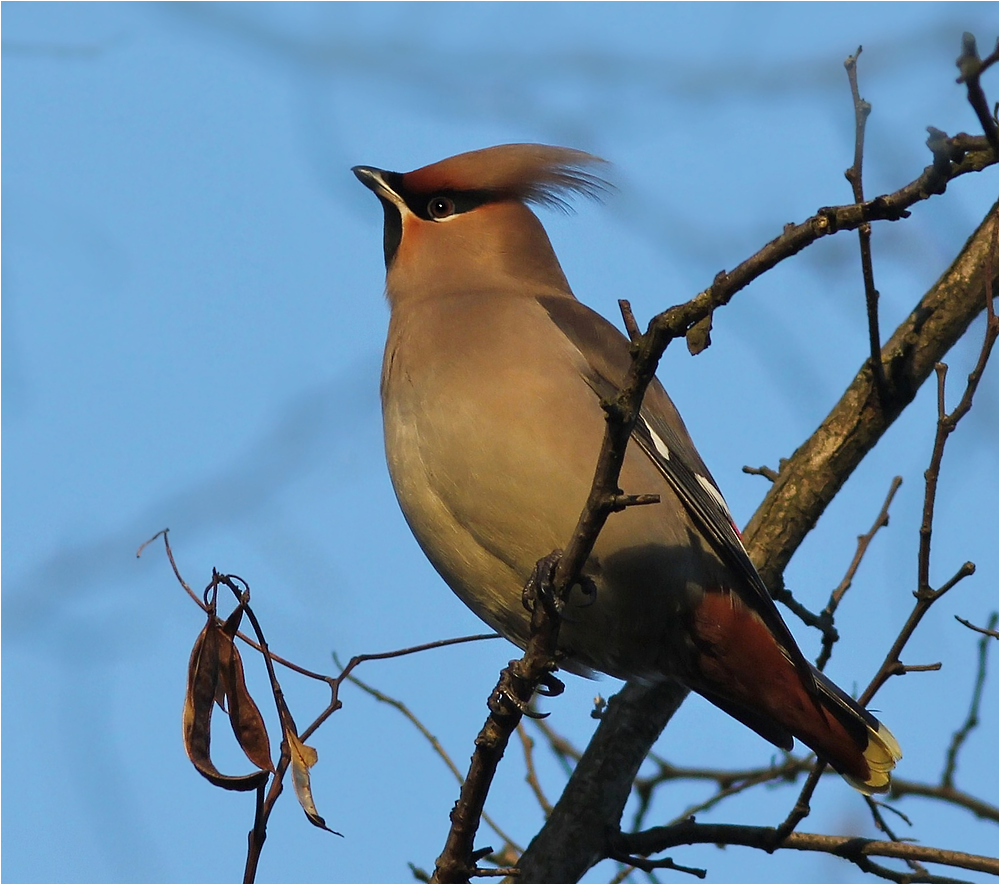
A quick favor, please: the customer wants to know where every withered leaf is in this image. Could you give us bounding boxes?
[286,726,341,835]
[214,604,245,712]
[221,602,245,638]
[218,630,274,773]
[686,312,713,355]
[183,617,269,792]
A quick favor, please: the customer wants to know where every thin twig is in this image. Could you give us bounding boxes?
[770,582,834,635]
[529,717,582,774]
[742,464,780,482]
[342,665,522,854]
[955,615,1000,639]
[608,850,706,879]
[956,33,999,153]
[140,529,500,681]
[618,299,642,343]
[517,724,554,816]
[864,796,926,879]
[919,296,999,594]
[816,475,903,670]
[942,612,998,788]
[889,777,999,822]
[773,764,825,843]
[844,46,889,408]
[660,757,807,828]
[299,633,501,744]
[620,820,998,880]
[636,753,998,824]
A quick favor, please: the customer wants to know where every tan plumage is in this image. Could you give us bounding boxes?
[353,144,901,793]
[403,143,608,209]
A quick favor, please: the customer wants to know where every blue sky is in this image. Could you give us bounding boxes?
[3,3,997,883]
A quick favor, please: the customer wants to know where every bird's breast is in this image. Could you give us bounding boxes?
[379,293,726,680]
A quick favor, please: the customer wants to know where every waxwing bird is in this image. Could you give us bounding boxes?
[353,144,901,793]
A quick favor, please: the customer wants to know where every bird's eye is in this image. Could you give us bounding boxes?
[427,196,455,219]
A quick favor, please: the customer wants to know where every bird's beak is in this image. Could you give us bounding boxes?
[353,165,407,269]
[353,166,394,200]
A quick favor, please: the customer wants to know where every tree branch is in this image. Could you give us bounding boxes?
[743,203,997,590]
[816,475,903,670]
[619,820,999,880]
[844,45,889,408]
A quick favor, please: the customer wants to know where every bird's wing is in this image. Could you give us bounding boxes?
[536,294,815,689]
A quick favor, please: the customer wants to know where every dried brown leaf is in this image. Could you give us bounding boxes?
[214,605,245,712]
[221,602,245,638]
[218,630,274,773]
[686,312,713,355]
[286,726,340,835]
[183,616,268,792]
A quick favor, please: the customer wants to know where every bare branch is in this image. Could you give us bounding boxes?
[844,46,889,407]
[956,33,999,153]
[618,299,641,343]
[955,615,1000,639]
[942,613,999,788]
[816,475,903,670]
[742,464,780,482]
[607,850,706,879]
[517,724,554,817]
[744,203,997,593]
[620,821,999,880]
[776,279,997,840]
[919,293,999,594]
[432,555,569,882]
[889,777,999,823]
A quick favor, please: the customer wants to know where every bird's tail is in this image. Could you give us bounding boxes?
[688,589,901,793]
[806,666,902,794]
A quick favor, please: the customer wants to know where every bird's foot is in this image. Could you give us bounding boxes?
[521,550,564,614]
[491,686,551,719]
[534,670,565,697]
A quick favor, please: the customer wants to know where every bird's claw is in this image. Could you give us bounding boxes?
[521,550,563,614]
[490,686,551,719]
[574,575,597,608]
[534,672,565,697]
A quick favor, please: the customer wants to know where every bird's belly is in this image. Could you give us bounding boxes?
[382,393,719,681]
[382,400,541,648]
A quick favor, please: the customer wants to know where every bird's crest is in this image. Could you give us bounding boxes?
[402,144,609,211]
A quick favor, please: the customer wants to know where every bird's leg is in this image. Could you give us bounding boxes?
[483,552,572,719]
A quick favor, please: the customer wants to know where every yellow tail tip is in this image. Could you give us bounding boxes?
[845,722,902,794]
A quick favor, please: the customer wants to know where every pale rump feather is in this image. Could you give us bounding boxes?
[402,144,609,210]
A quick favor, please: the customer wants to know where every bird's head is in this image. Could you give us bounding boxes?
[353,144,608,305]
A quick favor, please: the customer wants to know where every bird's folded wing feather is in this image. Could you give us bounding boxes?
[536,293,816,692]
